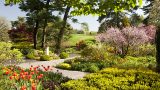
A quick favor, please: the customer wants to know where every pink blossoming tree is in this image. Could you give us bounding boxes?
[96,26,156,57]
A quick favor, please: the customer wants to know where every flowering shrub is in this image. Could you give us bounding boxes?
[96,26,156,57]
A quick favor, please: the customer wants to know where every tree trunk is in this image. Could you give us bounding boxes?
[55,6,71,54]
[33,20,39,49]
[156,26,160,72]
[41,0,50,48]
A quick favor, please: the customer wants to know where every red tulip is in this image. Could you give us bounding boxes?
[24,72,28,75]
[37,76,42,79]
[5,71,9,75]
[13,72,17,76]
[30,67,33,71]
[9,76,13,80]
[39,74,43,77]
[20,85,27,90]
[30,72,34,75]
[28,75,32,79]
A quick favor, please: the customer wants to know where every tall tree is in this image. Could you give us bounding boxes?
[149,0,160,72]
[19,0,45,49]
[55,5,71,54]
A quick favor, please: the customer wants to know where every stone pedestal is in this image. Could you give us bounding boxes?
[45,46,49,55]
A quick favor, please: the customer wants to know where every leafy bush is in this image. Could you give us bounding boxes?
[128,44,156,57]
[0,42,23,64]
[62,48,76,54]
[88,64,100,73]
[20,48,35,55]
[26,53,36,59]
[59,52,69,59]
[76,40,87,50]
[81,45,108,61]
[40,55,53,61]
[61,68,160,89]
[56,63,71,70]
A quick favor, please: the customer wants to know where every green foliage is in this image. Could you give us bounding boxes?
[59,52,69,59]
[56,63,71,70]
[128,44,156,57]
[61,68,160,90]
[76,40,87,50]
[81,45,108,61]
[40,55,53,61]
[59,58,111,73]
[26,53,36,59]
[20,48,35,55]
[0,42,23,64]
[117,56,156,69]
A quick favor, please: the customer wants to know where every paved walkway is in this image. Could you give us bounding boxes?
[17,57,89,79]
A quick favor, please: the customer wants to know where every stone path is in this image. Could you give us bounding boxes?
[17,57,89,79]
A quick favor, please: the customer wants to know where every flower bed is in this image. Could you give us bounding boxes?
[0,65,70,90]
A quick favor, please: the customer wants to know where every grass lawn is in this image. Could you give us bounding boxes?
[62,34,95,47]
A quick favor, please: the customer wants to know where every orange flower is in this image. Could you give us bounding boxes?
[31,83,36,90]
[20,85,27,90]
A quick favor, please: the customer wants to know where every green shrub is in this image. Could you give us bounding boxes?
[40,55,53,61]
[49,53,59,59]
[88,64,99,73]
[71,62,100,72]
[76,40,87,50]
[61,68,160,89]
[63,48,76,53]
[26,53,36,59]
[128,44,156,57]
[20,48,34,55]
[59,52,69,59]
[56,63,71,70]
[0,42,23,64]
[81,45,108,61]
[117,56,156,69]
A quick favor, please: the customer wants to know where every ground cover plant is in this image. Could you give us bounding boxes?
[61,68,160,90]
[0,65,70,90]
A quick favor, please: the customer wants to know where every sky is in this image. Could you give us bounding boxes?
[0,0,145,32]
[0,1,99,31]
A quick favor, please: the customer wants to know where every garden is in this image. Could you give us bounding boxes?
[1,0,160,90]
